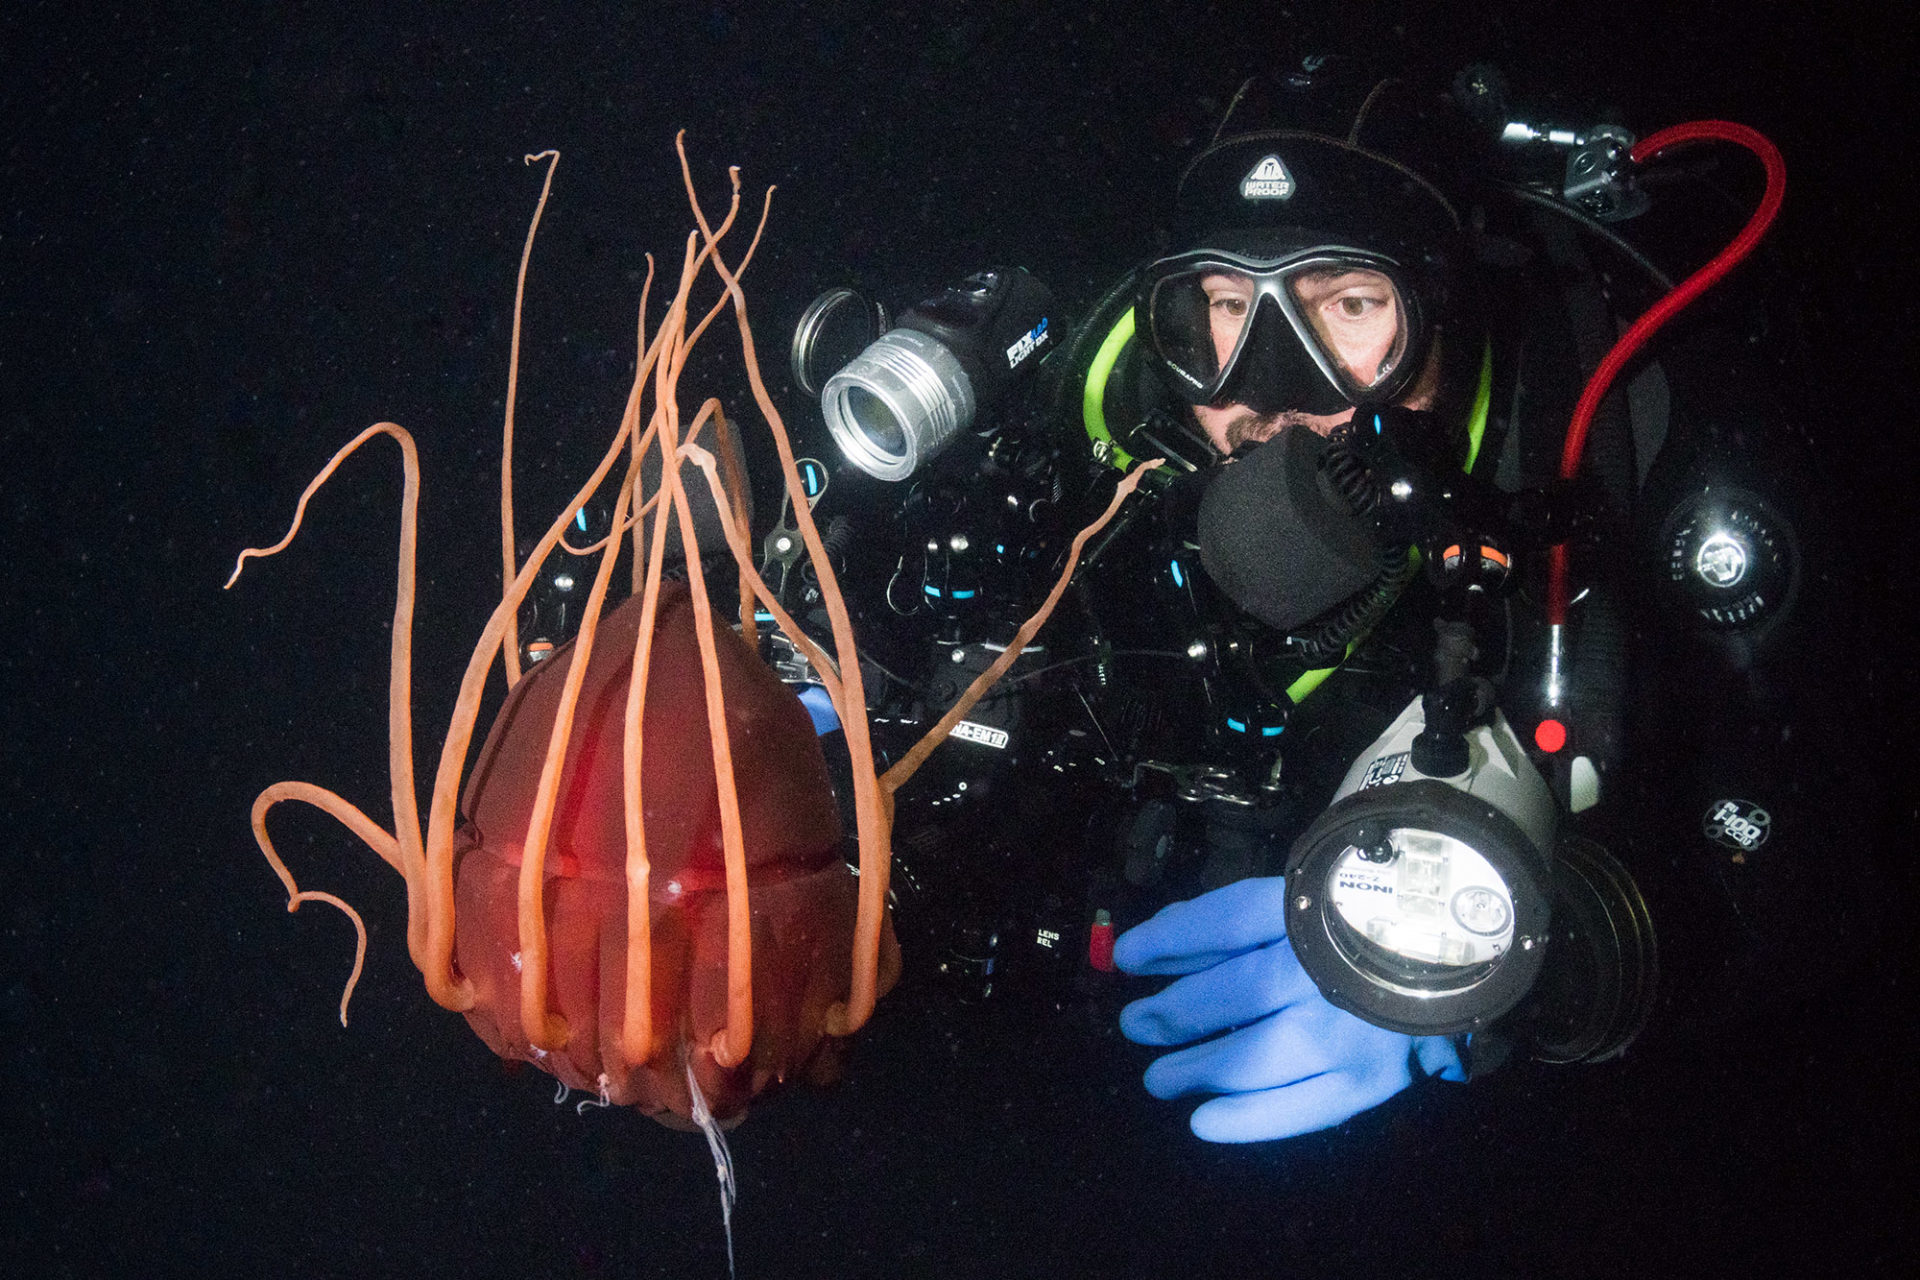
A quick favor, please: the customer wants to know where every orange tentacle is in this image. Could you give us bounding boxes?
[676,140,887,1035]
[501,150,561,690]
[642,227,761,1068]
[616,406,685,1074]
[248,780,395,1026]
[678,443,845,709]
[882,460,1163,795]
[226,423,429,969]
[513,447,648,1052]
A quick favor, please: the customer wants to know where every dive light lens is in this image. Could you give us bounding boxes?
[1328,828,1518,969]
[821,327,976,481]
[842,386,905,455]
[1662,489,1797,629]
[1287,779,1552,1036]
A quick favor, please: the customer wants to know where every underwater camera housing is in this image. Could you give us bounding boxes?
[792,268,1055,480]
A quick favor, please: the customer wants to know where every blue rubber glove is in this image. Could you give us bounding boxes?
[1115,876,1467,1143]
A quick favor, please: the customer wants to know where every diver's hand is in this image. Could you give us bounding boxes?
[1114,876,1465,1143]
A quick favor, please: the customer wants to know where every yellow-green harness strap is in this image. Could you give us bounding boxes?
[1082,308,1138,469]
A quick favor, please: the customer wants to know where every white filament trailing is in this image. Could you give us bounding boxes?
[685,1055,738,1280]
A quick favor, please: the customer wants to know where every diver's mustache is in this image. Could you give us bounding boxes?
[1223,407,1356,450]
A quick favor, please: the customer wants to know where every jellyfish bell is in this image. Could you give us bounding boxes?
[453,581,894,1124]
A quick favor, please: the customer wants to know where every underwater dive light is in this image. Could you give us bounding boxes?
[796,268,1054,481]
[1285,688,1556,1036]
[1286,684,1656,1053]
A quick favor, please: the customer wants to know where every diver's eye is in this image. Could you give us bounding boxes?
[1209,295,1249,319]
[1333,294,1386,319]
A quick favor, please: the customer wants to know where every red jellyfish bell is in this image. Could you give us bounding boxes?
[454,582,861,1122]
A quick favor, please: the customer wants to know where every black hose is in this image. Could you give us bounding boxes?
[1490,181,1676,292]
[1287,542,1418,665]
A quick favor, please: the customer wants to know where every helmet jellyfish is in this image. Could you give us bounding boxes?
[228,139,1155,1126]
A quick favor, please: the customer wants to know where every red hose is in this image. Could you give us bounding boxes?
[1545,121,1787,624]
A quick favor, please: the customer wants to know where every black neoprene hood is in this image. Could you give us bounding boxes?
[1170,130,1462,260]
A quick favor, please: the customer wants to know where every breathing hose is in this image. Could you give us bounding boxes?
[1546,121,1786,630]
[1541,123,1785,730]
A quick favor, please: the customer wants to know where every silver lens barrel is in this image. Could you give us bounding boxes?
[821,327,976,481]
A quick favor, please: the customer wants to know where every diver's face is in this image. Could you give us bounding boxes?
[1192,266,1432,454]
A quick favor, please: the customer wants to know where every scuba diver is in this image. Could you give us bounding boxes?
[780,56,1875,1143]
[1098,81,1495,1140]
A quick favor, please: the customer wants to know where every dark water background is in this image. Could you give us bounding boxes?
[5,2,1914,1275]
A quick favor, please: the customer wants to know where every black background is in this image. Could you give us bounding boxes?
[5,2,1915,1276]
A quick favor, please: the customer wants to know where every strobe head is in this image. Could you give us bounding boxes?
[1284,697,1558,1036]
[1287,780,1553,1035]
[1660,487,1798,631]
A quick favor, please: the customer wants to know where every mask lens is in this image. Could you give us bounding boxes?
[1146,268,1240,396]
[1285,265,1408,393]
[1194,271,1258,375]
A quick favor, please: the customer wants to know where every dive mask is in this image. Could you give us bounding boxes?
[1139,242,1428,418]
